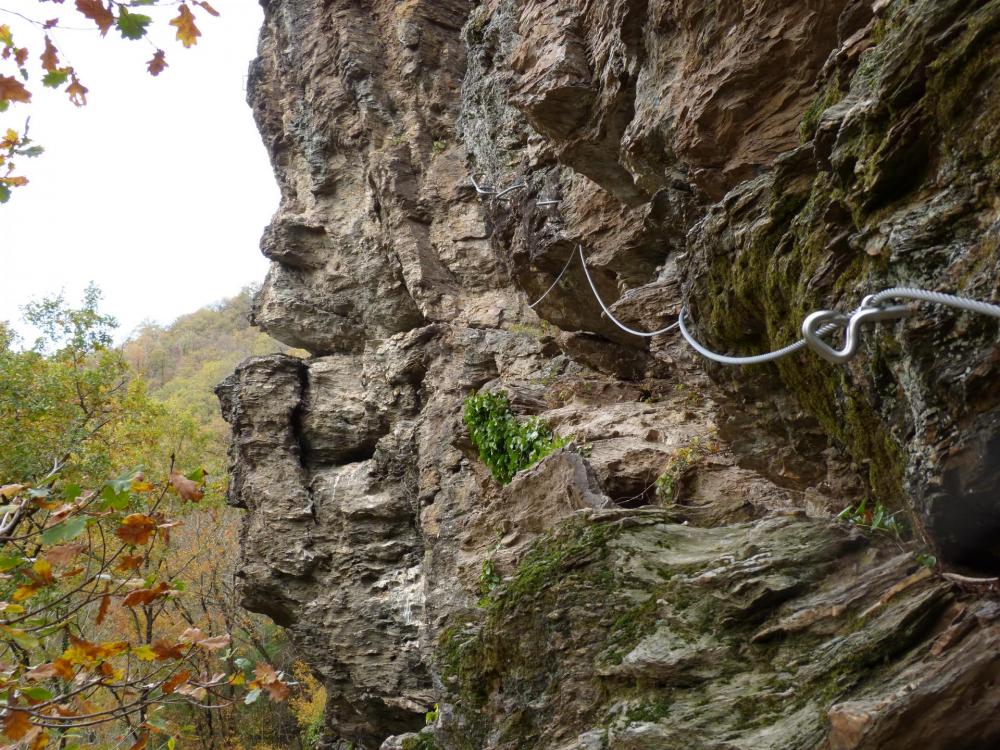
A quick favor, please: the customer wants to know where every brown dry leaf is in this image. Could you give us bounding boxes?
[39,36,58,72]
[175,682,207,701]
[126,732,148,750]
[151,640,185,661]
[46,543,85,567]
[95,593,111,626]
[0,484,25,499]
[116,514,158,547]
[253,663,278,684]
[178,627,205,644]
[23,663,58,681]
[196,634,230,651]
[0,75,31,104]
[146,50,167,77]
[115,554,145,572]
[195,1,220,16]
[162,669,191,695]
[66,74,87,107]
[262,679,290,702]
[169,471,203,502]
[2,709,31,741]
[122,582,170,608]
[74,0,114,35]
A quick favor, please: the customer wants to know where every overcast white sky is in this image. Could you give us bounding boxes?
[0,0,277,342]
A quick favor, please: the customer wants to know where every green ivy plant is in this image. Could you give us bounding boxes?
[462,391,569,485]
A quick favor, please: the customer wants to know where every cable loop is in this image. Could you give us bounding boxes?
[577,245,679,337]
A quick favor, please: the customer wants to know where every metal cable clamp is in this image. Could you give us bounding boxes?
[802,297,912,364]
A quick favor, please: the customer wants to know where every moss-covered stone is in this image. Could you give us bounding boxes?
[434,511,960,749]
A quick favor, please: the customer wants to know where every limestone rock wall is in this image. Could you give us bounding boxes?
[219,1,1000,748]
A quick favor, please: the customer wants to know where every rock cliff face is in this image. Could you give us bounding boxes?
[218,1,1000,748]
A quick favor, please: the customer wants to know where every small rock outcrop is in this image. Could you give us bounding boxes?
[218,1,1000,748]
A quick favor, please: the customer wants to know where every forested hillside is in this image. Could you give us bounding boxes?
[0,287,319,750]
[124,286,303,461]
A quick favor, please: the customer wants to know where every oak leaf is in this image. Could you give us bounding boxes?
[46,543,85,567]
[122,581,171,608]
[169,470,203,502]
[169,4,201,48]
[23,663,58,680]
[116,514,157,546]
[251,662,291,701]
[179,627,229,650]
[0,76,29,104]
[75,0,114,36]
[40,36,59,72]
[116,554,145,572]
[146,49,167,77]
[66,74,87,106]
[175,682,207,701]
[95,593,110,626]
[151,640,185,660]
[2,709,31,740]
[162,669,191,695]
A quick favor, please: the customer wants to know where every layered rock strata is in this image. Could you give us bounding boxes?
[219,0,1000,747]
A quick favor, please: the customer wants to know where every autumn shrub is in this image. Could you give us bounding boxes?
[462,391,568,484]
[289,662,327,748]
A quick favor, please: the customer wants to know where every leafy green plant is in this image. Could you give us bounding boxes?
[462,391,569,484]
[425,703,440,725]
[837,498,906,539]
[655,437,710,503]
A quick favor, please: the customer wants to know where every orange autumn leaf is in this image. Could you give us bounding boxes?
[63,634,128,665]
[75,0,114,36]
[127,731,148,750]
[251,662,291,701]
[151,640,185,660]
[66,74,87,106]
[169,4,201,48]
[51,658,75,680]
[263,679,290,702]
[162,669,191,695]
[116,514,158,546]
[0,75,31,104]
[40,36,59,72]
[122,581,171,608]
[169,470,203,502]
[95,593,110,626]
[2,709,31,741]
[146,50,167,77]
[116,554,145,572]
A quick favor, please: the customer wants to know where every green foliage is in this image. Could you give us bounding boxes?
[477,559,501,606]
[0,285,209,485]
[462,391,569,485]
[655,436,710,503]
[837,498,906,539]
[425,703,440,725]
